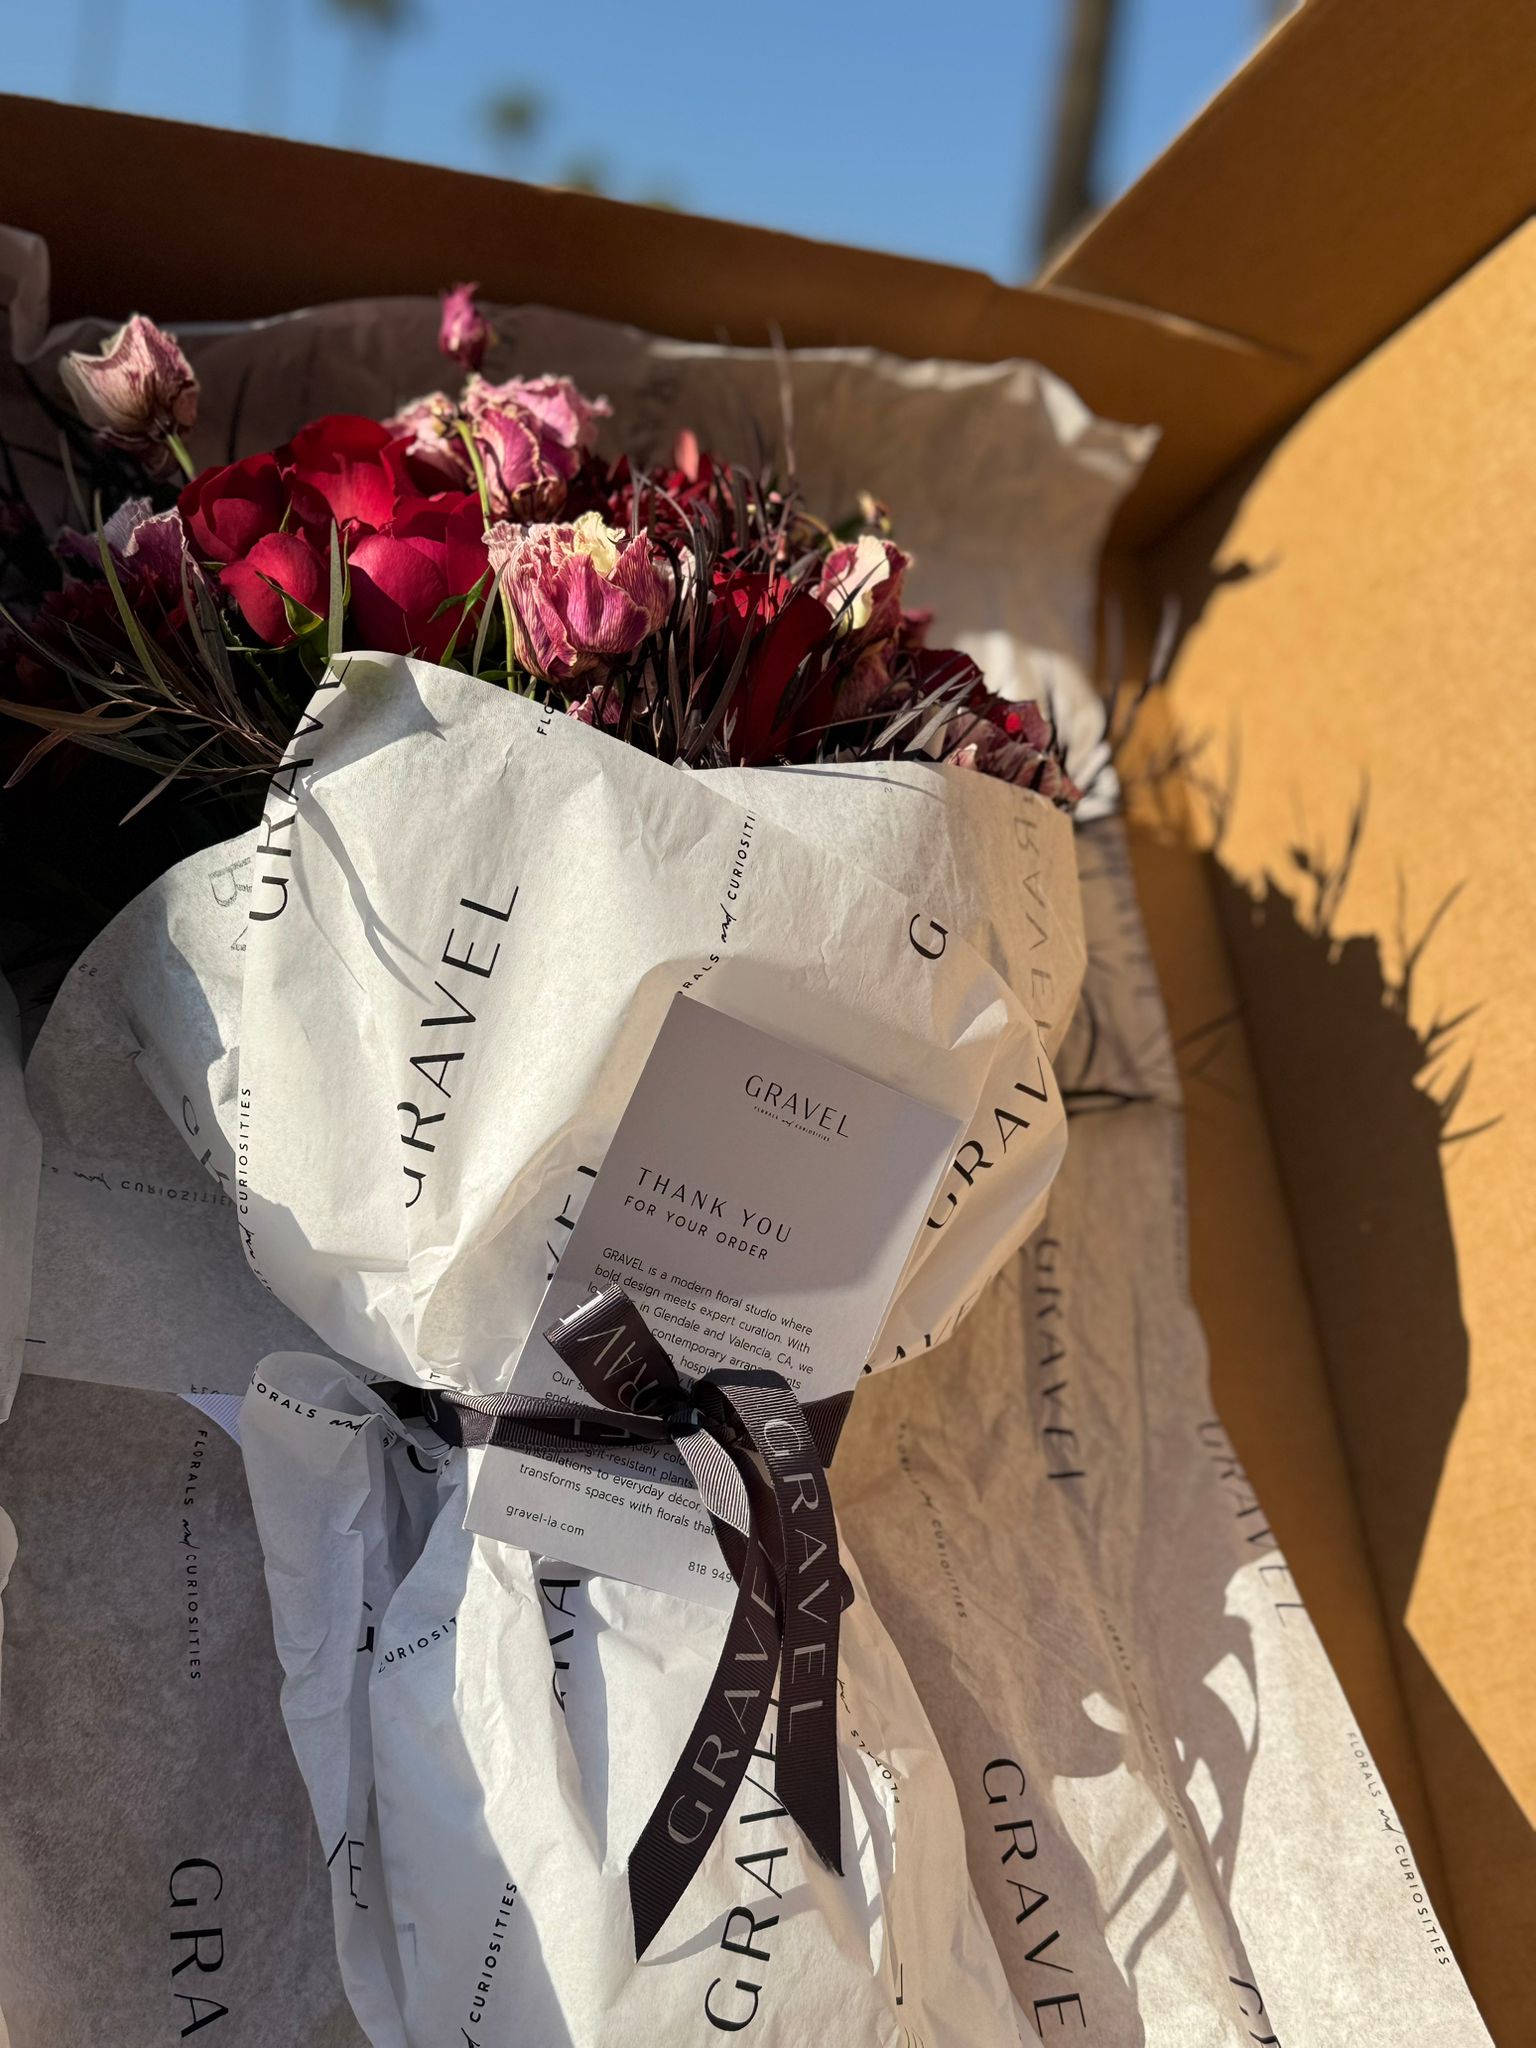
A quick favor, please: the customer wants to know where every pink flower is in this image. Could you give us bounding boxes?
[464,373,610,517]
[815,534,909,641]
[814,535,912,716]
[489,511,672,683]
[57,495,178,575]
[470,404,566,520]
[477,375,608,468]
[386,390,469,486]
[59,315,198,467]
[439,282,493,372]
[116,502,190,582]
[567,680,627,729]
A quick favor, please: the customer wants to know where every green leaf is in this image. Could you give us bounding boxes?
[437,573,492,670]
[327,521,345,665]
[470,573,497,678]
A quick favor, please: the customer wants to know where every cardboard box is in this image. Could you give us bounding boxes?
[2,0,1532,2028]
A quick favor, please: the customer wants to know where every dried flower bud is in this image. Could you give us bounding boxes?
[60,315,198,465]
[438,282,493,372]
[460,373,610,518]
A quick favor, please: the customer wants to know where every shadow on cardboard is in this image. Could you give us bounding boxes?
[1165,754,1533,2041]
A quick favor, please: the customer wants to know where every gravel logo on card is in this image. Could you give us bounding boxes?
[471,996,963,1606]
[743,1071,850,1141]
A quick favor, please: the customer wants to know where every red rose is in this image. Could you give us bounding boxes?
[179,452,328,645]
[348,497,489,661]
[708,570,834,765]
[178,452,287,564]
[221,530,330,648]
[279,414,419,534]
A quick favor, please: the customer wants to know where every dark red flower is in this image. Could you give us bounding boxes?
[279,414,419,534]
[220,530,330,648]
[348,496,490,661]
[179,453,287,565]
[708,570,834,765]
[598,438,743,551]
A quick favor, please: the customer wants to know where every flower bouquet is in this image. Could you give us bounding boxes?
[2,289,1098,2046]
[2,295,1076,859]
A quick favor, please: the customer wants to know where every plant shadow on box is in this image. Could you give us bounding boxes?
[1138,661,1524,2010]
[1205,827,1528,1924]
[1132,387,1535,2039]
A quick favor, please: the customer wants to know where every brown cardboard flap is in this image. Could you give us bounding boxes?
[1046,0,1536,408]
[0,95,1302,546]
[1139,217,1536,2043]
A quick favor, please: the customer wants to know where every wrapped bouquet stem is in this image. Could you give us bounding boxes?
[209,648,1085,2041]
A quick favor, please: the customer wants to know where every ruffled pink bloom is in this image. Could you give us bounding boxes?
[815,535,909,642]
[57,499,191,582]
[567,681,626,729]
[60,315,198,464]
[119,505,190,581]
[439,282,492,372]
[483,375,609,467]
[463,373,610,516]
[815,535,913,717]
[471,404,566,520]
[100,496,154,553]
[386,390,469,486]
[489,511,672,683]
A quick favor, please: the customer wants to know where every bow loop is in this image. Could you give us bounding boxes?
[380,1284,849,1959]
[542,1286,846,1956]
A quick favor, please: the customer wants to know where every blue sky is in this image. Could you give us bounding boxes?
[2,0,1268,279]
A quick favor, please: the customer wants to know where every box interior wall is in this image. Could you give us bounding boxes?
[3,6,1533,2028]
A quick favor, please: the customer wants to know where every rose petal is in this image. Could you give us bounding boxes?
[222,530,327,646]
